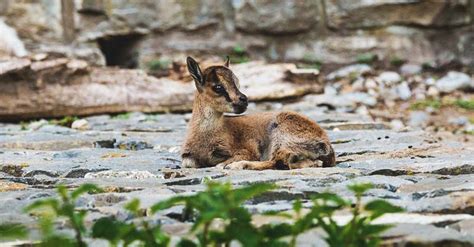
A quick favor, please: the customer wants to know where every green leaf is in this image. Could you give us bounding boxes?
[347,183,373,197]
[365,200,403,219]
[71,184,103,200]
[360,223,393,237]
[150,196,187,214]
[262,211,293,219]
[233,183,276,203]
[311,192,348,207]
[293,199,302,213]
[41,235,76,247]
[57,185,69,201]
[24,198,60,213]
[0,223,28,240]
[260,223,293,239]
[177,238,198,247]
[92,217,135,244]
[124,198,141,214]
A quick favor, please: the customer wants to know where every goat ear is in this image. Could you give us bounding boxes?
[186,56,204,91]
[224,56,230,67]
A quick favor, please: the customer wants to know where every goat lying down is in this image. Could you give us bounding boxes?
[181,57,335,170]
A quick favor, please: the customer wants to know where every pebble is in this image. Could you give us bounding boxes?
[408,111,430,128]
[400,64,422,76]
[395,81,412,101]
[71,119,90,130]
[426,86,439,97]
[436,71,473,93]
[390,119,405,130]
[378,71,402,85]
[327,64,372,80]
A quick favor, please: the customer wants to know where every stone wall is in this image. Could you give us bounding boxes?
[1,0,474,68]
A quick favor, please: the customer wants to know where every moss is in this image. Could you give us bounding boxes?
[464,130,474,135]
[147,59,171,72]
[390,56,405,67]
[20,121,28,131]
[112,113,131,120]
[453,99,474,111]
[356,53,377,64]
[49,116,78,127]
[230,44,250,64]
[410,99,442,110]
[411,98,474,112]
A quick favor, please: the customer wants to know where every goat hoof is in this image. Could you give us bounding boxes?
[224,161,250,170]
[216,163,227,169]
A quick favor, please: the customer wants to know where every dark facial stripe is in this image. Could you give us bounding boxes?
[208,69,232,103]
[221,90,232,102]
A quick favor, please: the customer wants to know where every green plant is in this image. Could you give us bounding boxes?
[410,99,442,110]
[147,59,171,72]
[453,99,474,111]
[410,99,474,111]
[390,56,405,67]
[314,183,402,247]
[0,223,28,241]
[3,182,402,247]
[49,116,78,127]
[92,199,170,246]
[230,45,250,64]
[25,184,103,247]
[112,112,132,120]
[151,182,278,246]
[356,53,377,64]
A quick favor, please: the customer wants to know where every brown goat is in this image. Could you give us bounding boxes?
[181,57,335,170]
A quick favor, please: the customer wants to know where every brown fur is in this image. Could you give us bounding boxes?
[181,57,335,170]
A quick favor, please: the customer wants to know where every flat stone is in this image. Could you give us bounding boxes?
[234,0,321,34]
[327,64,372,81]
[382,223,474,246]
[0,180,28,192]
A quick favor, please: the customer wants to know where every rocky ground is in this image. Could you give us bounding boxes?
[0,106,473,246]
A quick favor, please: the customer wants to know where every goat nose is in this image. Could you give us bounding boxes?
[239,95,248,102]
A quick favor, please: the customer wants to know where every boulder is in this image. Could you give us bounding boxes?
[0,20,27,57]
[0,57,320,120]
[326,0,471,29]
[234,0,321,34]
[0,56,194,120]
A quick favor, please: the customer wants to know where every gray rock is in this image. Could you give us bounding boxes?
[377,71,401,85]
[448,219,474,235]
[400,63,422,76]
[390,119,405,130]
[326,1,471,29]
[448,116,469,126]
[382,223,474,246]
[0,20,28,57]
[327,64,372,81]
[395,81,412,101]
[303,92,377,109]
[436,71,473,93]
[234,0,321,34]
[408,111,429,128]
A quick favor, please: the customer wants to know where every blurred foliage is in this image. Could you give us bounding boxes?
[356,53,378,64]
[411,98,474,111]
[230,45,250,64]
[112,112,132,120]
[147,59,171,72]
[49,116,78,127]
[410,99,442,110]
[390,56,406,67]
[1,182,402,247]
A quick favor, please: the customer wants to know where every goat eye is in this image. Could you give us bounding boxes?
[212,85,225,94]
